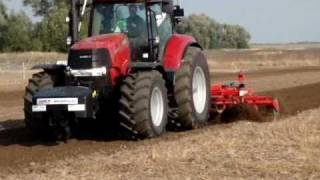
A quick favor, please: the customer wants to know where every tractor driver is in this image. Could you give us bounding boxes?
[126,5,148,61]
[127,5,146,38]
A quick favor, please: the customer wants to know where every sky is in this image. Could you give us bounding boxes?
[4,0,320,43]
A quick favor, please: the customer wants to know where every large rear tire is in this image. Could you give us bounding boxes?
[24,72,66,140]
[118,71,168,139]
[173,47,210,129]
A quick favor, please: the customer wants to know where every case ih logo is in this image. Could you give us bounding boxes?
[37,99,51,105]
[79,55,92,59]
[37,98,78,105]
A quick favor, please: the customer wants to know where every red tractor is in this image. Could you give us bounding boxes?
[24,0,211,140]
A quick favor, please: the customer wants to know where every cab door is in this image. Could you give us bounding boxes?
[149,4,173,62]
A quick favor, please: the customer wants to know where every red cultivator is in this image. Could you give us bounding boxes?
[210,72,280,118]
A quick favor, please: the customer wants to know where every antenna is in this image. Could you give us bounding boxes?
[78,0,88,32]
[81,0,88,16]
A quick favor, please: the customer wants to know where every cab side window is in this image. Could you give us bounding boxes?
[150,4,173,60]
[158,12,173,60]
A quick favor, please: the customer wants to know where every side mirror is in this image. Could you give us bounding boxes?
[162,2,173,15]
[173,5,184,17]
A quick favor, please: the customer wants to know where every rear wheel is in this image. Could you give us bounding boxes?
[118,71,168,139]
[173,47,210,129]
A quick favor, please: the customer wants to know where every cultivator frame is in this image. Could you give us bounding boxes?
[210,72,280,115]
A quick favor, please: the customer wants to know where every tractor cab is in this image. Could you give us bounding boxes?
[69,0,183,64]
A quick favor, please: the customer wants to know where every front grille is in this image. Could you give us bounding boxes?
[68,48,111,70]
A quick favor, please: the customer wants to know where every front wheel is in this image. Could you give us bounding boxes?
[173,47,211,129]
[118,71,168,139]
[24,72,63,140]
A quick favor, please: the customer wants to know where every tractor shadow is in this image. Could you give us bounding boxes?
[0,119,46,147]
[0,119,125,147]
[0,105,273,147]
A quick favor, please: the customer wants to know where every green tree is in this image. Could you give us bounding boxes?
[0,0,8,50]
[220,24,237,48]
[1,11,33,51]
[23,0,67,16]
[178,14,251,49]
[33,6,69,52]
[0,0,7,25]
[180,14,214,49]
[234,25,251,48]
[24,0,69,52]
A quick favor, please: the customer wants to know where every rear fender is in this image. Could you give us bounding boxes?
[162,34,202,71]
[162,34,202,91]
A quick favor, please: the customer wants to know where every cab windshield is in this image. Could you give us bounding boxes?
[91,3,147,38]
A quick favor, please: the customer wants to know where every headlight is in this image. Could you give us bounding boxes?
[70,67,107,77]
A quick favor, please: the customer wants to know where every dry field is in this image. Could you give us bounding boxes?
[0,52,66,71]
[206,47,320,72]
[0,47,320,179]
[3,109,320,180]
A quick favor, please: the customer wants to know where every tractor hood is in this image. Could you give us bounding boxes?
[68,34,130,71]
[71,33,129,53]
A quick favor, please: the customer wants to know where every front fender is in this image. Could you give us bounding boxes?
[32,64,66,71]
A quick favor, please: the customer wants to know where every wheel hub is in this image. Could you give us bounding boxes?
[192,67,207,114]
[150,87,164,127]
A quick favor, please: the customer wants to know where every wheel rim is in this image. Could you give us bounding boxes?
[150,87,164,127]
[192,67,207,114]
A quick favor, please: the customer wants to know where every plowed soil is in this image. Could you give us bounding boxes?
[0,65,320,178]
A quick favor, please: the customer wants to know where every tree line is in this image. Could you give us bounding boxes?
[177,14,251,49]
[0,0,250,52]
